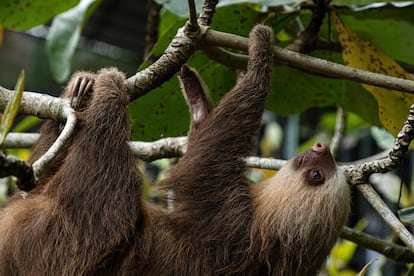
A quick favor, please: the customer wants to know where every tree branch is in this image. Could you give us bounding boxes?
[0,87,67,121]
[330,107,346,158]
[198,0,219,26]
[32,102,77,180]
[356,184,414,252]
[346,104,414,184]
[286,0,326,53]
[341,226,414,263]
[0,153,35,191]
[203,29,414,95]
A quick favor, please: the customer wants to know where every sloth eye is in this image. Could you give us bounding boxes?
[308,169,325,186]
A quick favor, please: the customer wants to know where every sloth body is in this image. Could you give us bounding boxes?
[0,25,349,275]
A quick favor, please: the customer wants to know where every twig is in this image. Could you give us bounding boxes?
[356,184,414,252]
[143,0,161,64]
[330,107,346,158]
[187,0,199,31]
[287,0,326,53]
[340,226,414,263]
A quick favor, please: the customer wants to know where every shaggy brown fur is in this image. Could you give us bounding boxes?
[0,68,142,274]
[17,71,96,193]
[0,25,350,275]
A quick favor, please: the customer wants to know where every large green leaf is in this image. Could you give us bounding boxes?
[46,0,100,83]
[0,0,79,30]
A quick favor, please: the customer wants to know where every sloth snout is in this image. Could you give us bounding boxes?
[311,142,329,153]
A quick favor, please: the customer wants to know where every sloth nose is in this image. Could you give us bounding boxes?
[311,142,329,153]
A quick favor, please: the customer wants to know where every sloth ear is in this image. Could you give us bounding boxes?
[178,64,213,130]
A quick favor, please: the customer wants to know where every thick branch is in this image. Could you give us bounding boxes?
[0,87,67,121]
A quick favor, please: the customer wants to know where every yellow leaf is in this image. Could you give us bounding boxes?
[332,11,414,136]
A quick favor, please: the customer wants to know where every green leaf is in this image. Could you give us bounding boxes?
[130,53,236,141]
[46,0,100,83]
[398,206,414,224]
[12,116,42,133]
[0,70,25,147]
[0,0,79,30]
[155,0,303,17]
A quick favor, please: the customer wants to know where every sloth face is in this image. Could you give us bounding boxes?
[291,143,336,186]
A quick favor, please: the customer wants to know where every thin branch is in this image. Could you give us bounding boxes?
[340,226,414,263]
[3,133,38,148]
[330,107,346,158]
[129,136,187,162]
[201,46,247,69]
[356,184,414,252]
[244,156,286,170]
[203,29,414,95]
[143,0,162,64]
[187,0,199,31]
[287,0,326,53]
[32,102,77,179]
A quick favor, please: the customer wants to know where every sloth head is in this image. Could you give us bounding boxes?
[253,143,350,271]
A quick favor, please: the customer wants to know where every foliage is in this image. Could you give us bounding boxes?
[130,3,414,140]
[0,0,79,30]
[47,0,101,82]
[0,70,24,147]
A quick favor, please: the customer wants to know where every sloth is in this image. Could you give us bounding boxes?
[0,25,349,275]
